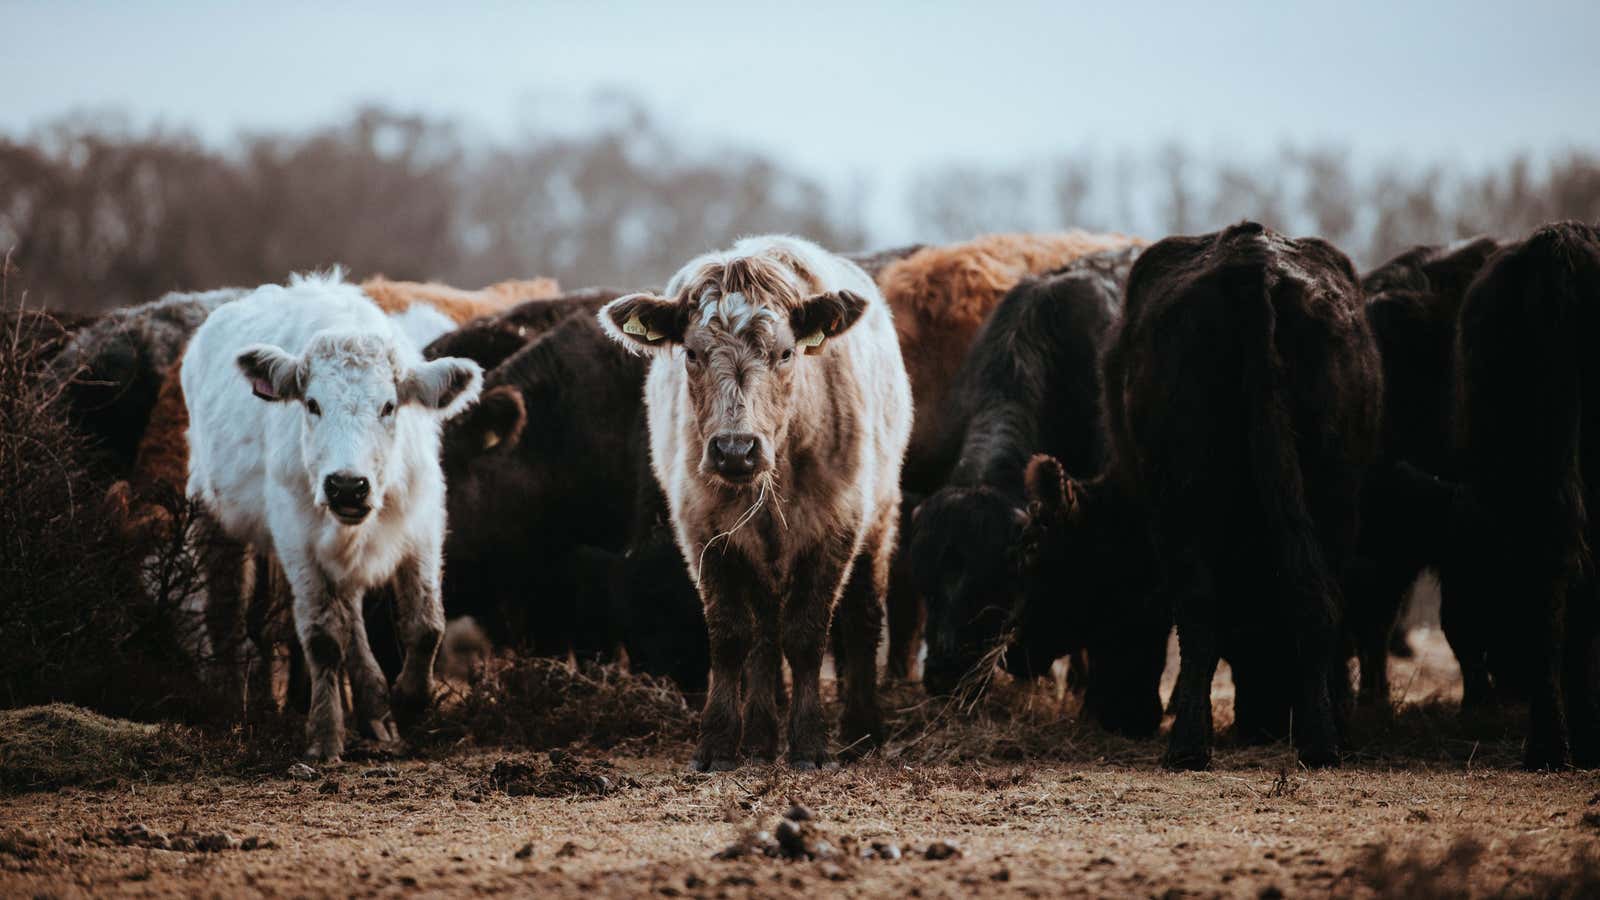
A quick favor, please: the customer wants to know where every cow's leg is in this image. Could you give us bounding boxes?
[1524,570,1572,770]
[884,553,923,683]
[348,592,399,744]
[1566,574,1600,768]
[286,562,355,763]
[835,527,890,759]
[740,587,781,766]
[389,553,446,731]
[1164,555,1219,771]
[692,552,760,772]
[784,536,854,771]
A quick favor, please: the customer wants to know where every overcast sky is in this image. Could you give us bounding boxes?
[5,0,1597,199]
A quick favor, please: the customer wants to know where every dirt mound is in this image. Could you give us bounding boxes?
[462,750,639,799]
[0,705,223,792]
[422,654,696,751]
[85,822,276,853]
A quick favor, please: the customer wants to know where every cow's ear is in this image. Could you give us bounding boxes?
[598,293,688,354]
[237,344,304,402]
[789,290,869,355]
[402,356,483,417]
[450,385,526,455]
[1024,454,1079,523]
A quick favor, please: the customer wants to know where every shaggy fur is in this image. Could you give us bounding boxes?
[184,271,481,761]
[359,276,559,324]
[438,314,652,661]
[1028,223,1382,770]
[907,247,1167,738]
[876,233,1143,676]
[1345,238,1498,707]
[44,288,246,473]
[1444,221,1600,769]
[878,231,1143,489]
[423,288,625,371]
[600,235,912,771]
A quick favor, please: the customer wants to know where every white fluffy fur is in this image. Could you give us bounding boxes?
[183,270,482,760]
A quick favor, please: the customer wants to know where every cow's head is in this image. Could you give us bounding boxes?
[910,485,1028,696]
[600,267,867,487]
[237,331,482,525]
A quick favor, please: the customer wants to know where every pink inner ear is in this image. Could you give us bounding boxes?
[250,376,277,399]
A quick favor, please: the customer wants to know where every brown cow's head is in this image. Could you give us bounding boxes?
[600,260,868,487]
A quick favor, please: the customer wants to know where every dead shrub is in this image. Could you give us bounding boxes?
[0,294,213,720]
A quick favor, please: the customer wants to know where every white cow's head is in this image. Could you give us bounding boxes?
[237,331,481,525]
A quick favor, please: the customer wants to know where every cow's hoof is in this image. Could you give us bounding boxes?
[1523,742,1572,771]
[364,717,400,744]
[305,748,342,766]
[746,755,774,768]
[689,756,739,773]
[1161,746,1211,772]
[788,751,834,772]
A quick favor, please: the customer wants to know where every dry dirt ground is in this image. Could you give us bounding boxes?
[3,629,1599,899]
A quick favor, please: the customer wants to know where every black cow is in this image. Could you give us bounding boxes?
[1346,238,1498,705]
[436,312,645,657]
[910,247,1163,730]
[1441,221,1600,769]
[1026,223,1381,769]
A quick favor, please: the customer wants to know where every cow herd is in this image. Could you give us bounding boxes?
[31,221,1600,772]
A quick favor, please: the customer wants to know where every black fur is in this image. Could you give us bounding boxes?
[1443,221,1600,769]
[423,288,623,370]
[1043,223,1382,769]
[1345,238,1498,705]
[908,248,1141,715]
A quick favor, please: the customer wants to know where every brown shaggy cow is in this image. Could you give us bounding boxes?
[599,235,912,771]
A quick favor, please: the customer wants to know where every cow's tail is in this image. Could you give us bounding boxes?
[1231,264,1338,613]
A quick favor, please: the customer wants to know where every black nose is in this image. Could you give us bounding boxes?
[324,473,370,506]
[708,433,761,478]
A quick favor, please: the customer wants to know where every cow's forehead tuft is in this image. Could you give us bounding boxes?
[697,291,781,335]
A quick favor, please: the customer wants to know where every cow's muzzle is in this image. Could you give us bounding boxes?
[706,432,765,482]
[323,473,372,524]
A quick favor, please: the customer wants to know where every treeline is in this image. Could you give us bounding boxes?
[2,102,1598,312]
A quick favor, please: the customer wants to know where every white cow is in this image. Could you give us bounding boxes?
[183,271,482,761]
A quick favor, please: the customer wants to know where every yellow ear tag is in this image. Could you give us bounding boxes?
[482,431,501,451]
[797,330,827,355]
[623,313,665,342]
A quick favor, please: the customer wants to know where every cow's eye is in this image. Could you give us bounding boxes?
[306,399,321,417]
[685,349,699,365]
[780,348,794,363]
[381,401,395,418]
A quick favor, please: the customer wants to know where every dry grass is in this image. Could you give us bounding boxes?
[0,705,233,792]
[417,653,697,753]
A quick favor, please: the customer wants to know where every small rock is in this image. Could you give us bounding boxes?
[775,819,807,858]
[287,763,317,782]
[819,861,848,881]
[363,766,398,779]
[812,840,837,860]
[318,780,341,795]
[784,803,813,822]
[514,842,534,860]
[555,841,581,858]
[873,842,902,861]
[925,840,962,861]
[195,832,238,853]
[685,874,707,889]
[239,836,263,851]
[167,835,193,852]
[548,749,571,766]
[991,868,1012,882]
